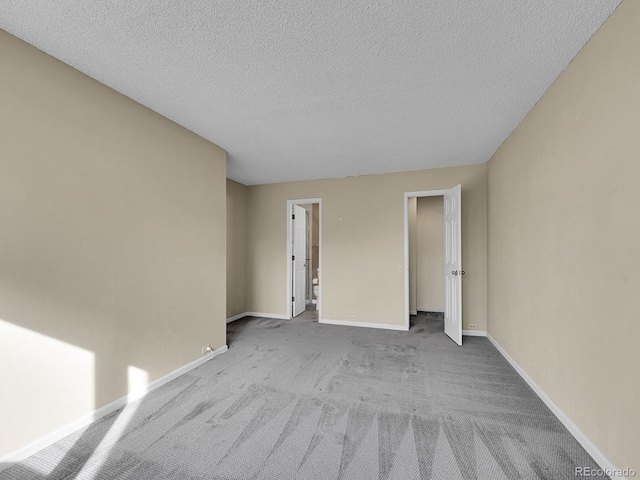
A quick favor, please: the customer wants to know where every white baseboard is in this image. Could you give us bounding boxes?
[226,312,247,323]
[311,299,317,305]
[409,310,417,316]
[320,318,408,331]
[246,312,289,320]
[486,334,625,478]
[462,329,487,337]
[0,345,228,472]
[417,308,444,313]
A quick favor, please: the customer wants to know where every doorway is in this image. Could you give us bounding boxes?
[286,198,322,320]
[404,186,462,345]
[410,196,445,315]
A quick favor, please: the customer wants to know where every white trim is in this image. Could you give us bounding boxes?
[320,318,408,331]
[286,198,322,322]
[226,312,247,323]
[409,310,417,316]
[404,188,453,332]
[462,329,486,337]
[417,308,445,313]
[486,334,625,478]
[0,345,228,472]
[245,312,289,320]
[311,299,317,305]
[405,189,451,198]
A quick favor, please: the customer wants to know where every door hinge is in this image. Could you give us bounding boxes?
[292,296,295,302]
[292,214,295,219]
[292,255,295,261]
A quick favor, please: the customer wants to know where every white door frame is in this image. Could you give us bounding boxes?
[287,198,322,320]
[403,189,451,331]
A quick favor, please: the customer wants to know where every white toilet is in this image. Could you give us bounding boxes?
[312,268,320,302]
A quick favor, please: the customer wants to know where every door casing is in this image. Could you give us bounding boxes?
[403,187,462,343]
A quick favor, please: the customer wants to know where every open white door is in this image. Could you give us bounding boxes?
[292,205,307,317]
[444,184,462,345]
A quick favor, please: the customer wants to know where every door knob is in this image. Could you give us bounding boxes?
[452,270,458,276]
[451,270,466,276]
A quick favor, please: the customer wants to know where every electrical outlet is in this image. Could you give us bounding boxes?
[349,315,356,321]
[202,345,213,355]
[468,324,476,329]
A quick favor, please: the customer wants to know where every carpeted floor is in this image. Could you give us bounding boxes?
[0,311,607,479]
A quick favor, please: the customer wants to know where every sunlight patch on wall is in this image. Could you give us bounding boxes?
[0,319,95,458]
[127,365,149,398]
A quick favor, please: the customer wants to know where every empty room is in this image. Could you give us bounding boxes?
[1,1,638,479]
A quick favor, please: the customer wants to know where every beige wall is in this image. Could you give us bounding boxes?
[226,179,248,318]
[487,0,639,471]
[0,31,227,457]
[416,196,444,312]
[246,165,487,329]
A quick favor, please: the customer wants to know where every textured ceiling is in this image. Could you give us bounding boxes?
[0,1,620,185]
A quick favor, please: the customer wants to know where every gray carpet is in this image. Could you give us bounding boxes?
[0,311,606,479]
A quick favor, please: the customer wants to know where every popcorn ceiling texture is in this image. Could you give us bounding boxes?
[0,1,621,185]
